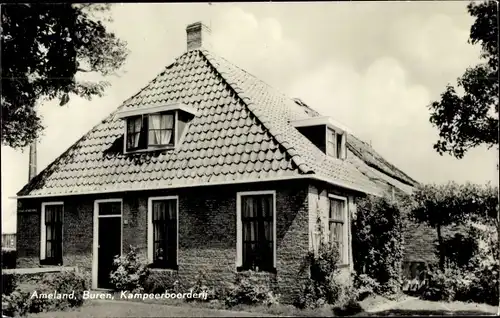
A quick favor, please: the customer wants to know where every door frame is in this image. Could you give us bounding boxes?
[92,198,123,289]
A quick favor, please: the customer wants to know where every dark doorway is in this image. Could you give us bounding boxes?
[97,202,122,289]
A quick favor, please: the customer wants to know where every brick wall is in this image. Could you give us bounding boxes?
[17,180,313,303]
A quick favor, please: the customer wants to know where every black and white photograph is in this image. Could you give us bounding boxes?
[1,1,498,317]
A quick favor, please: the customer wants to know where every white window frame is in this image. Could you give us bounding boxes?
[123,111,179,154]
[40,201,64,263]
[92,198,123,290]
[327,194,349,265]
[147,196,179,268]
[236,190,277,271]
[325,128,345,159]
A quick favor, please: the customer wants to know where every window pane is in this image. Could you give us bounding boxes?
[264,221,272,241]
[46,241,52,257]
[154,241,164,261]
[161,114,175,129]
[329,199,344,221]
[99,202,121,216]
[47,225,53,240]
[167,200,176,220]
[336,134,343,158]
[242,197,254,218]
[244,221,255,241]
[149,113,174,146]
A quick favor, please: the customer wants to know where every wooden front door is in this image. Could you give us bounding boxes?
[97,201,122,289]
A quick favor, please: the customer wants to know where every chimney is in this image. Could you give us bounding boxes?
[186,21,212,51]
[28,140,37,182]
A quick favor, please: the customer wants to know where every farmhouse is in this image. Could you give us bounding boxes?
[16,22,419,302]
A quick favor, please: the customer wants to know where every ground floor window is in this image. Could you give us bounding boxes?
[148,196,178,269]
[237,191,276,273]
[41,202,63,265]
[328,195,348,265]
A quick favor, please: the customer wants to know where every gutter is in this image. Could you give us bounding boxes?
[12,174,382,200]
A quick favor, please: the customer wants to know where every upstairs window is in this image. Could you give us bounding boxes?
[326,128,344,159]
[117,102,198,154]
[126,112,176,152]
[291,116,348,160]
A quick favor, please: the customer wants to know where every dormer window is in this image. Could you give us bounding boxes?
[126,113,175,151]
[116,103,197,154]
[326,128,345,159]
[291,116,348,160]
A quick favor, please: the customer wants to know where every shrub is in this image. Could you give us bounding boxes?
[142,270,179,294]
[1,273,18,295]
[42,270,88,308]
[295,242,343,309]
[1,269,88,316]
[224,271,279,307]
[332,285,363,316]
[2,290,33,317]
[467,260,499,306]
[420,266,473,302]
[109,246,150,293]
[1,248,17,269]
[353,273,380,300]
[352,194,405,296]
[185,270,217,302]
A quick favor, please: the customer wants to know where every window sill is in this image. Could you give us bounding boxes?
[125,146,175,154]
[236,266,277,274]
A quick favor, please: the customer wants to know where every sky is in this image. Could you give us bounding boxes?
[2,2,498,233]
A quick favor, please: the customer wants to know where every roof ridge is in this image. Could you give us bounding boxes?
[212,53,292,100]
[199,49,313,175]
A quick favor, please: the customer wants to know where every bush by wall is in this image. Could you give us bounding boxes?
[1,269,88,317]
[109,246,150,293]
[352,194,405,296]
[142,269,180,294]
[224,271,280,307]
[185,270,218,302]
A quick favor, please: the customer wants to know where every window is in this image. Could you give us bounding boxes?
[336,133,343,159]
[41,203,63,265]
[148,197,178,269]
[326,128,344,159]
[126,112,175,152]
[328,196,347,264]
[326,128,336,158]
[237,192,276,273]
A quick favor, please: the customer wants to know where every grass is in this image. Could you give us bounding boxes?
[27,300,276,317]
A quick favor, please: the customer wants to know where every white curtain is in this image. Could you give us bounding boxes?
[149,114,174,145]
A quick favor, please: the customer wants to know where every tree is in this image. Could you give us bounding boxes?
[1,3,128,149]
[428,1,498,159]
[410,181,498,270]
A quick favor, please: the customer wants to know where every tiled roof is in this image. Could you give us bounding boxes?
[346,134,418,188]
[18,49,383,197]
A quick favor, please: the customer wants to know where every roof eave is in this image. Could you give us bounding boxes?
[12,174,381,200]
